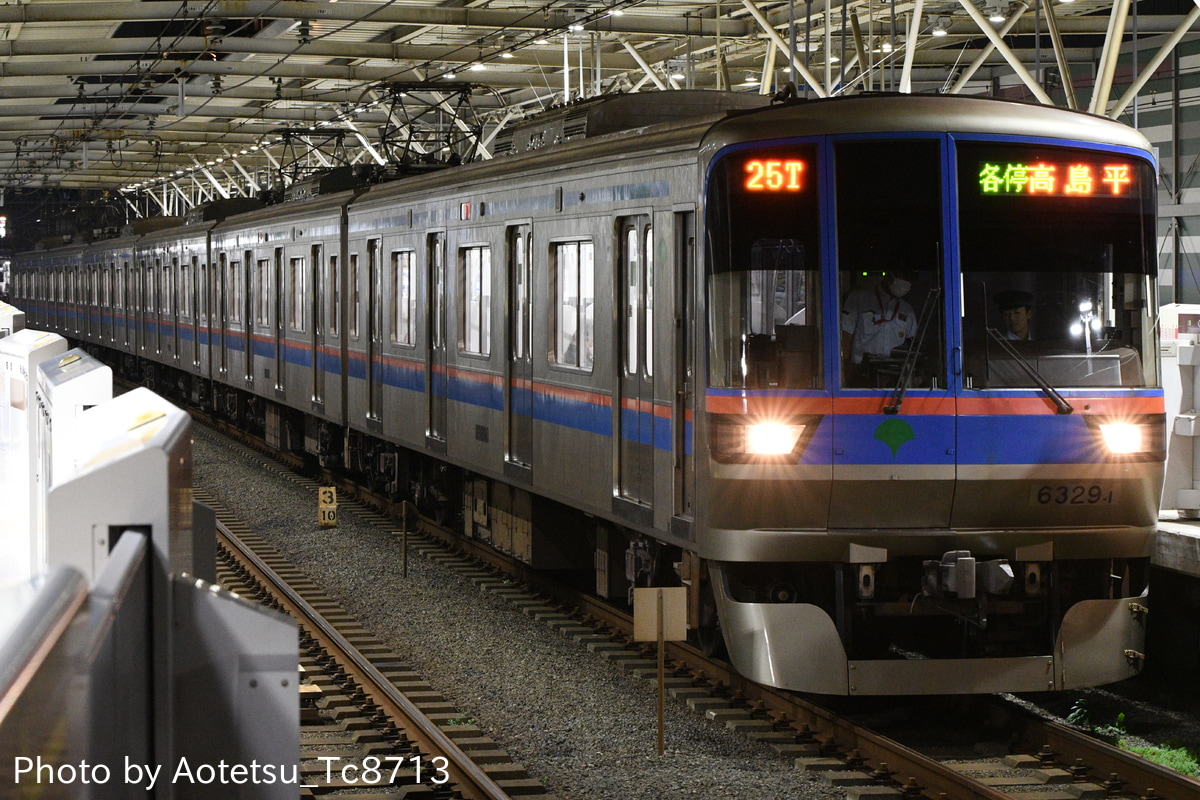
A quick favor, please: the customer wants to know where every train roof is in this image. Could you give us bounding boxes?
[701,93,1155,158]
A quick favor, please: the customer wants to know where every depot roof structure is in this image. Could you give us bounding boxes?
[0,0,1191,214]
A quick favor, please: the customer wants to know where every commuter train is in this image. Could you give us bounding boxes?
[10,92,1165,695]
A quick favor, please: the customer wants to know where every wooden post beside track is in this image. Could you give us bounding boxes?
[657,590,665,756]
[633,587,688,757]
[398,500,418,578]
[401,502,409,578]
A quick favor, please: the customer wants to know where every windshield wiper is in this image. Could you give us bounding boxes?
[985,328,1074,415]
[884,288,941,415]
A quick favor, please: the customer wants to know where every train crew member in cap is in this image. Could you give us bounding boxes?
[994,289,1034,340]
[841,270,917,384]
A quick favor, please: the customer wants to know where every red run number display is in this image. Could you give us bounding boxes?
[744,159,806,192]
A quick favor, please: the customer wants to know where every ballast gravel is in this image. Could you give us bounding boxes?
[192,430,847,800]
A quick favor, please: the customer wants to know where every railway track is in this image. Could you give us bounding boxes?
[200,484,550,800]
[193,417,1200,800]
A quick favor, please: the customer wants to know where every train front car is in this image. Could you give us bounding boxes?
[698,95,1163,696]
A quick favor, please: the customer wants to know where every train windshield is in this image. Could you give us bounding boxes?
[706,143,823,389]
[957,141,1159,390]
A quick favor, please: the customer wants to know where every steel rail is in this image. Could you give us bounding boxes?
[1025,718,1200,800]
[211,509,514,800]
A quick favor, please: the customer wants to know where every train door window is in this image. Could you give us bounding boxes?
[349,253,360,339]
[460,245,491,356]
[145,264,155,313]
[196,257,206,324]
[645,226,654,377]
[180,259,192,319]
[623,225,640,375]
[210,260,220,327]
[328,254,340,338]
[705,142,823,389]
[509,226,531,361]
[392,250,415,345]
[243,251,254,334]
[163,262,173,315]
[290,256,305,332]
[256,259,271,326]
[104,266,112,341]
[552,240,594,371]
[955,141,1159,390]
[121,264,131,346]
[166,260,175,354]
[227,257,241,324]
[620,216,654,377]
[142,262,153,351]
[87,268,94,335]
[835,139,944,390]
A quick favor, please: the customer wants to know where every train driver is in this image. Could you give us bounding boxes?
[994,289,1034,341]
[841,270,917,385]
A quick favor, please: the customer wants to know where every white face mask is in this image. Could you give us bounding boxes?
[889,279,911,297]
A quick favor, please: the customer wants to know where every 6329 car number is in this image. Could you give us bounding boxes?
[1030,484,1116,506]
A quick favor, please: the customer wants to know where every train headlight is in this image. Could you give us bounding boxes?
[1098,422,1145,454]
[745,423,806,455]
[711,417,813,462]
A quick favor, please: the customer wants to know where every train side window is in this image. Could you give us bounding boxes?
[552,240,594,371]
[290,256,305,332]
[392,250,415,345]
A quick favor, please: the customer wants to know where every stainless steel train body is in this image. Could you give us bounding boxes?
[206,191,352,431]
[11,94,1165,695]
